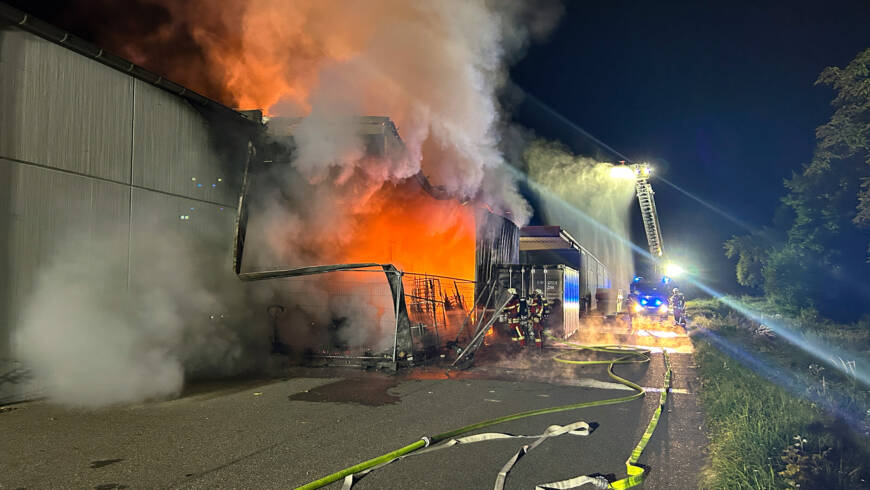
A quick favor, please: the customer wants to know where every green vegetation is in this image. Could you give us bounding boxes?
[708,51,870,486]
[689,299,870,489]
[724,47,870,319]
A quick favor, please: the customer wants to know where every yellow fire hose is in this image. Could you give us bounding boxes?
[296,337,671,490]
[552,339,672,489]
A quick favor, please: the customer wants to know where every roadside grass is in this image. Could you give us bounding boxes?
[688,298,870,489]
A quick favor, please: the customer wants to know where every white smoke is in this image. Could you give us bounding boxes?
[523,140,637,291]
[13,218,267,407]
[252,0,564,238]
[12,1,568,406]
[241,0,566,270]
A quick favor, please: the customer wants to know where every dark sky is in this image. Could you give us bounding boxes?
[7,0,870,293]
[510,1,870,292]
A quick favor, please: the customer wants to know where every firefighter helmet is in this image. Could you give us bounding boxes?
[534,289,543,296]
[507,288,517,295]
[672,288,680,294]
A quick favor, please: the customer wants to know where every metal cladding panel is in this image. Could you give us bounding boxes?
[474,211,519,300]
[0,27,133,182]
[562,267,580,338]
[0,159,129,373]
[128,188,236,290]
[598,262,609,289]
[132,80,238,205]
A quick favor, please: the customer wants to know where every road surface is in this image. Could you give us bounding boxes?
[1,348,706,489]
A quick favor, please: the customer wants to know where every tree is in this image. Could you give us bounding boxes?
[724,229,771,289]
[725,48,870,319]
[814,48,870,256]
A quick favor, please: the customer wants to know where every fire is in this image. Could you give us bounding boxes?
[97,0,522,287]
[114,0,425,117]
[340,179,476,281]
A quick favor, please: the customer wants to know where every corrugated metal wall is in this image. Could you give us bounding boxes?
[474,211,519,300]
[0,25,248,403]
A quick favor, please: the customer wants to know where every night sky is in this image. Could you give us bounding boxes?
[7,0,870,294]
[511,1,870,293]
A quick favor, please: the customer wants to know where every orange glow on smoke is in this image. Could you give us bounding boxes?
[108,1,481,284]
[121,0,413,116]
[342,180,476,281]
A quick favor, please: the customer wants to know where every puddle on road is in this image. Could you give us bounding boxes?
[288,376,401,406]
[90,458,124,469]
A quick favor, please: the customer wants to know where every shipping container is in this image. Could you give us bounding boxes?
[518,226,611,314]
[492,264,580,339]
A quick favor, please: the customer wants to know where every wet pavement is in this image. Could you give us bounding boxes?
[1,347,707,489]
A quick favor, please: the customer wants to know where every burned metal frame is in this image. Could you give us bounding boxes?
[451,284,513,367]
[230,141,415,369]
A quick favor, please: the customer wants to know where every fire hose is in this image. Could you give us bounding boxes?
[296,338,671,489]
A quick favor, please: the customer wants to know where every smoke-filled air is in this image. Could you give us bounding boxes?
[522,140,637,291]
[13,219,264,407]
[13,0,637,407]
[12,0,574,406]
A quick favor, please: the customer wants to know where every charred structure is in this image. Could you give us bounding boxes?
[0,3,622,405]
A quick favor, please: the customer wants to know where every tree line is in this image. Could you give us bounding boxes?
[725,48,870,321]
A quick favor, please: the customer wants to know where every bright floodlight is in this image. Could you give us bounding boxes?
[664,263,685,277]
[609,165,635,179]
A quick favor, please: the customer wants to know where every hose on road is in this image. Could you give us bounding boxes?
[296,337,670,490]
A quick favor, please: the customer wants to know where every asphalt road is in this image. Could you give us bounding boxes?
[1,351,707,489]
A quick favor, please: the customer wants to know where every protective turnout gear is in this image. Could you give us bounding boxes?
[502,289,525,346]
[669,288,687,327]
[517,296,530,346]
[537,289,551,319]
[528,290,547,349]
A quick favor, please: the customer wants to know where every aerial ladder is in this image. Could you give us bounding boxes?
[612,162,667,274]
[631,163,665,263]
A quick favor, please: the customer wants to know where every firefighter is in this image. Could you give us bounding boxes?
[517,293,530,347]
[503,288,525,347]
[541,290,551,321]
[669,287,687,327]
[529,289,547,349]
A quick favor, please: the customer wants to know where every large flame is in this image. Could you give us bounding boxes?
[345,181,476,280]
[98,0,560,292]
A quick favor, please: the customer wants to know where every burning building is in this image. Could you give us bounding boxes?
[0,6,492,404]
[0,3,627,406]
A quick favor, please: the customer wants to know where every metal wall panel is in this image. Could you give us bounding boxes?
[0,159,130,406]
[475,211,519,300]
[0,159,130,332]
[0,26,249,404]
[128,187,236,290]
[0,28,133,182]
[132,81,238,205]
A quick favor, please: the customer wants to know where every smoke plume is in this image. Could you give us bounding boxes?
[13,1,568,405]
[13,218,266,407]
[104,0,563,222]
[522,140,637,290]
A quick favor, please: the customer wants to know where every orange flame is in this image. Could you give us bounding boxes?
[108,0,480,283]
[338,180,476,280]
